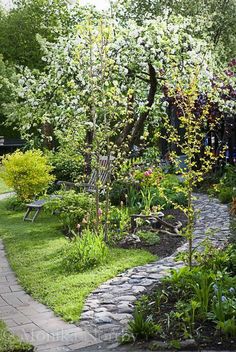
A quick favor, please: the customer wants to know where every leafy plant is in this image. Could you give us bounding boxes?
[136,230,160,246]
[218,187,235,204]
[1,150,55,202]
[62,229,108,272]
[217,318,236,338]
[192,271,214,317]
[127,309,162,341]
[45,190,96,236]
[48,150,84,182]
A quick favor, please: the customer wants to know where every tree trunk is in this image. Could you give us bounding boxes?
[129,63,157,147]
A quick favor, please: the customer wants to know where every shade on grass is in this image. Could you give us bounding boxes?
[0,320,33,352]
[0,200,156,322]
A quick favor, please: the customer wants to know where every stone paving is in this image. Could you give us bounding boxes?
[78,193,230,350]
[0,193,231,351]
[0,241,100,351]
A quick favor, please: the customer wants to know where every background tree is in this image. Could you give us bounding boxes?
[0,0,74,69]
[114,0,236,61]
[5,13,222,153]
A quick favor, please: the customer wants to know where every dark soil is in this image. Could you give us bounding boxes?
[120,208,187,258]
[135,283,236,351]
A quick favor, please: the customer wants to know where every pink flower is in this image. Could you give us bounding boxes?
[144,169,153,177]
[98,208,103,217]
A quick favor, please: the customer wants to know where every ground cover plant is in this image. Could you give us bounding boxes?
[123,242,236,350]
[0,199,155,322]
[0,320,33,352]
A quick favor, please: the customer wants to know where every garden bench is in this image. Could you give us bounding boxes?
[23,199,47,222]
[23,195,62,222]
[76,155,115,192]
[23,156,114,222]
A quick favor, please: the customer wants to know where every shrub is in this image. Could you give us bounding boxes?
[1,150,55,202]
[46,190,96,236]
[218,187,235,204]
[63,230,108,272]
[136,230,160,246]
[48,150,84,182]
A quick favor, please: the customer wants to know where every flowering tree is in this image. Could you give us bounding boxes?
[4,12,222,152]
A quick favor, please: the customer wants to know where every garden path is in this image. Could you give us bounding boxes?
[0,193,231,351]
[78,193,230,350]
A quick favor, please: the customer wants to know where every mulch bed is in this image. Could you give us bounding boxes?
[137,284,236,351]
[120,208,188,258]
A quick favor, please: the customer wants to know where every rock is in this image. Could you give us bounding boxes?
[117,303,133,313]
[120,234,141,246]
[115,295,137,302]
[94,312,113,324]
[180,339,197,350]
[132,286,146,294]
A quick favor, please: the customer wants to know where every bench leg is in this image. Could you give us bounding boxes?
[23,208,32,221]
[23,207,42,222]
[32,208,41,222]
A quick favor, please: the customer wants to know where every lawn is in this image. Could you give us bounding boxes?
[0,321,33,352]
[0,199,156,322]
[0,167,12,194]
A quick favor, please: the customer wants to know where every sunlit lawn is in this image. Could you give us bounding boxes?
[0,199,156,322]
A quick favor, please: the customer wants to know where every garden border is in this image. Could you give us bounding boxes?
[0,193,231,351]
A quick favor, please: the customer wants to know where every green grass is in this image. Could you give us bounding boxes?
[0,321,33,352]
[0,200,156,322]
[0,167,12,194]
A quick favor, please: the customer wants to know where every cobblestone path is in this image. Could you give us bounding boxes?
[0,193,230,351]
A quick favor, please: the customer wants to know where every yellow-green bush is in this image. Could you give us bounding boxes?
[1,150,55,201]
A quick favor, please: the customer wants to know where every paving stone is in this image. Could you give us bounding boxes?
[67,331,100,349]
[94,312,113,324]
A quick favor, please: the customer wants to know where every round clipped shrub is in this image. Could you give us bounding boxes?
[1,150,55,202]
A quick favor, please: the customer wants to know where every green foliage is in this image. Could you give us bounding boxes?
[0,199,155,321]
[115,0,236,60]
[212,166,236,204]
[48,150,84,182]
[62,230,108,272]
[111,166,187,212]
[46,190,96,236]
[1,150,55,201]
[193,242,236,273]
[0,167,12,194]
[5,196,25,211]
[0,55,17,113]
[136,230,160,246]
[127,308,162,341]
[126,243,236,345]
[0,0,73,69]
[217,187,233,204]
[0,320,33,352]
[108,205,130,241]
